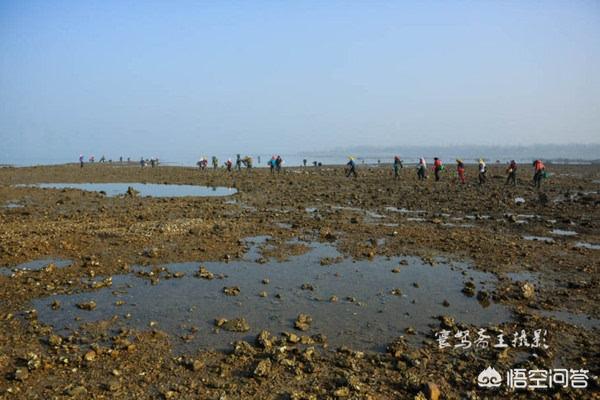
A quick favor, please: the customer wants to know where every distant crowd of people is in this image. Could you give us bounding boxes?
[346,156,547,188]
[78,155,159,168]
[77,153,548,188]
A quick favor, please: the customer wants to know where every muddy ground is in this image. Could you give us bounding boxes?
[0,163,598,399]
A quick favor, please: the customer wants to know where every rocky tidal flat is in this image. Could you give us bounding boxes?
[0,163,598,399]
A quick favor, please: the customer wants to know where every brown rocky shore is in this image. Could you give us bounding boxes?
[0,163,598,399]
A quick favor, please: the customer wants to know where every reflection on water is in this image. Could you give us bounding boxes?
[32,239,511,353]
[575,242,600,250]
[20,183,237,198]
[1,258,71,276]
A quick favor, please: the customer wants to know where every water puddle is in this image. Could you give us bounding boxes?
[32,240,511,353]
[550,229,577,236]
[516,214,538,220]
[538,310,600,330]
[20,183,237,198]
[365,211,385,219]
[384,207,426,214]
[523,236,555,244]
[3,202,24,208]
[464,215,490,221]
[575,242,600,250]
[2,258,72,276]
[441,223,475,228]
[506,271,540,284]
[331,206,363,212]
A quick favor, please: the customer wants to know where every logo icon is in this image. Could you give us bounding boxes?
[478,366,502,388]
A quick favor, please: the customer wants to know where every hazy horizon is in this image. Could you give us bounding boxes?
[2,143,599,167]
[1,1,599,164]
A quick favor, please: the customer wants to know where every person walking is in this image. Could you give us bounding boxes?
[393,156,403,179]
[456,159,466,184]
[346,157,358,178]
[433,157,443,181]
[417,158,427,181]
[506,160,517,186]
[268,156,276,174]
[532,159,545,189]
[478,158,487,185]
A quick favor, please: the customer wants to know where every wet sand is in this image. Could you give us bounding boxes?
[0,163,598,399]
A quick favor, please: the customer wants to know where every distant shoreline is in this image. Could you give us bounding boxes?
[2,159,599,169]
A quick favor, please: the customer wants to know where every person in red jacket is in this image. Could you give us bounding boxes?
[433,157,443,181]
[456,159,466,184]
[533,159,545,188]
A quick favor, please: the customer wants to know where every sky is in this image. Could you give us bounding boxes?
[1,0,599,164]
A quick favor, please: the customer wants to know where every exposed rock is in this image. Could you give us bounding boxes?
[283,331,301,343]
[423,382,440,400]
[333,386,350,397]
[65,385,87,397]
[215,317,250,332]
[26,353,41,370]
[294,314,313,331]
[126,186,139,197]
[476,290,489,301]
[13,367,29,381]
[462,281,476,297]
[256,330,273,349]
[520,282,535,299]
[76,301,96,310]
[253,359,272,377]
[223,286,240,296]
[142,247,159,258]
[196,266,214,280]
[439,315,455,329]
[103,379,121,392]
[48,334,62,346]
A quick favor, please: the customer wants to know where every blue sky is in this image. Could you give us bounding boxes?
[1,1,599,163]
